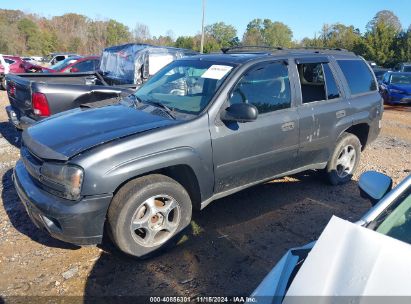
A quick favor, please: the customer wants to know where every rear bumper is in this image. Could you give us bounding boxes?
[6,106,37,130]
[13,160,113,245]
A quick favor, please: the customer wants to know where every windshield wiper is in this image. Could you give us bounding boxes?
[127,94,143,108]
[144,100,176,120]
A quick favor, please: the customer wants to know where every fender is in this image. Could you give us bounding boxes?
[81,146,214,203]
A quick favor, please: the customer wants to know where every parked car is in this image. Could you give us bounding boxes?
[372,67,390,83]
[41,56,100,73]
[252,171,411,303]
[41,52,78,66]
[21,57,39,65]
[13,47,382,258]
[393,62,411,72]
[0,54,10,89]
[379,71,411,105]
[0,55,43,89]
[5,44,197,129]
[3,56,27,73]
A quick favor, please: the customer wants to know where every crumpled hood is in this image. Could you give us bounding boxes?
[389,84,411,94]
[23,104,178,160]
[284,216,411,298]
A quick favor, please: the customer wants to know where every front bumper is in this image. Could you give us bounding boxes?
[13,160,113,245]
[388,93,411,104]
[5,106,37,130]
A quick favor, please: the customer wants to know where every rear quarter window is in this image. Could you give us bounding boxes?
[337,60,377,95]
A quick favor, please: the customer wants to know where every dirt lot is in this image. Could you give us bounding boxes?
[0,91,410,301]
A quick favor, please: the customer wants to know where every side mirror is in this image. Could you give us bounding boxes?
[221,103,258,123]
[70,67,79,73]
[358,171,392,205]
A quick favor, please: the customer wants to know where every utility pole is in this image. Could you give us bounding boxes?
[200,0,206,53]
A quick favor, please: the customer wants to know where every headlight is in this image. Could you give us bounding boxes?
[40,163,84,200]
[390,89,405,94]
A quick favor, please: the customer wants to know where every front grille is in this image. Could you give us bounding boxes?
[21,145,68,200]
[21,146,43,182]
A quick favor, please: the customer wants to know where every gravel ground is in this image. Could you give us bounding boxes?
[0,90,410,301]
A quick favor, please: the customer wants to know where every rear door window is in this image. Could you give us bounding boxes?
[297,62,340,103]
[337,60,377,95]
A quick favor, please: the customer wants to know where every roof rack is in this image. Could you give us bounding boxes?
[221,45,284,54]
[221,45,350,54]
[291,46,349,52]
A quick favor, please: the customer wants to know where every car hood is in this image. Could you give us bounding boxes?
[389,84,411,94]
[251,242,314,304]
[284,216,411,298]
[22,104,179,161]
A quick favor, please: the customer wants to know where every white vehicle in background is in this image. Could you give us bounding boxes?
[0,54,10,89]
[252,171,411,303]
[41,53,78,66]
[30,56,43,62]
[21,57,40,65]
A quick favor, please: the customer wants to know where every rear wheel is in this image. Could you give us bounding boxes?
[0,77,6,90]
[326,132,361,185]
[107,174,192,258]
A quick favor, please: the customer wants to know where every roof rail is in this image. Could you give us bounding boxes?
[221,45,284,54]
[221,45,350,54]
[291,46,349,52]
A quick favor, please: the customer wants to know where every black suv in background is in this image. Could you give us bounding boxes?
[13,48,383,257]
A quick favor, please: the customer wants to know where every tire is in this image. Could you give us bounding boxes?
[325,132,361,185]
[107,174,192,258]
[0,77,6,90]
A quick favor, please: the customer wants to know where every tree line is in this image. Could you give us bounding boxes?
[0,9,409,67]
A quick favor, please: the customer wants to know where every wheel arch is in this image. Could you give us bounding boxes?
[343,123,370,151]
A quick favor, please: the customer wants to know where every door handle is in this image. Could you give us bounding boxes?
[336,110,346,119]
[281,121,295,131]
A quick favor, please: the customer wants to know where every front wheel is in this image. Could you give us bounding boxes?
[107,174,192,258]
[325,132,361,185]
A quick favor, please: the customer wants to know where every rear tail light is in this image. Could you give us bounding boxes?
[8,83,15,97]
[32,92,50,116]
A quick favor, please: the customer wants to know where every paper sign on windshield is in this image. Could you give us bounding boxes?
[201,65,233,80]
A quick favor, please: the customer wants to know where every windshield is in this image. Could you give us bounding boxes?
[49,57,79,71]
[134,60,235,115]
[374,185,411,244]
[390,74,411,85]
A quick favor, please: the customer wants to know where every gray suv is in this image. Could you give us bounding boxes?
[13,48,383,257]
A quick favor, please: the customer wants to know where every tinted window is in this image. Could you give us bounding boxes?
[73,60,94,72]
[92,59,100,70]
[229,62,291,114]
[323,64,340,99]
[337,60,377,94]
[5,59,15,64]
[403,66,411,72]
[390,74,411,85]
[55,56,65,62]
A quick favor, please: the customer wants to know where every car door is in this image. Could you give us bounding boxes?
[295,58,350,167]
[210,60,299,194]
